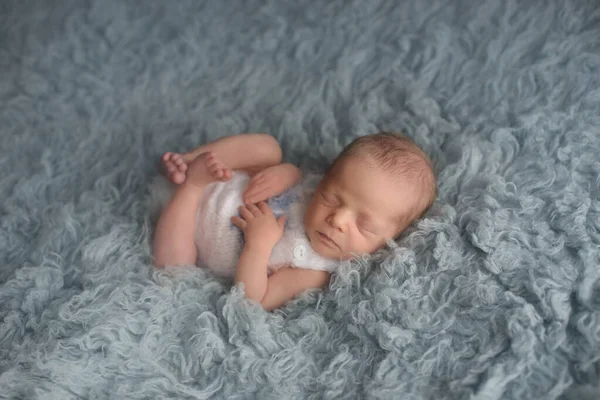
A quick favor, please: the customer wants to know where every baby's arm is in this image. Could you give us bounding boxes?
[232,202,287,303]
[260,268,330,311]
[232,201,329,310]
[237,247,330,310]
[243,163,302,204]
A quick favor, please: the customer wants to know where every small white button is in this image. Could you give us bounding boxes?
[293,244,307,261]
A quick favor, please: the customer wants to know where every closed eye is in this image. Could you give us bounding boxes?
[357,214,381,234]
[357,221,377,235]
[320,192,335,205]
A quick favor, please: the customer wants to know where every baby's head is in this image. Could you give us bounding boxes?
[304,132,436,260]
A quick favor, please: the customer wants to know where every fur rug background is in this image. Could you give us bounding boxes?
[1,0,599,398]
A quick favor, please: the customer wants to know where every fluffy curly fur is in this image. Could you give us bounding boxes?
[1,0,599,398]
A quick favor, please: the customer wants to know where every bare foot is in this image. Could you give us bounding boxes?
[160,152,194,184]
[160,152,187,184]
[185,151,232,188]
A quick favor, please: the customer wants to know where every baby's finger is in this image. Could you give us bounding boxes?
[257,201,273,215]
[245,177,263,192]
[277,215,287,230]
[244,186,270,204]
[238,205,254,220]
[243,181,258,194]
[251,172,264,181]
[245,177,260,188]
[231,216,247,229]
[211,166,224,178]
[247,203,261,216]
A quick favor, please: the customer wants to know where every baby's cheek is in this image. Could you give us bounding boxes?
[345,235,367,255]
[357,236,384,255]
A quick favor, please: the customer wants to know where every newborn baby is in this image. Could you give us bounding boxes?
[153,132,436,310]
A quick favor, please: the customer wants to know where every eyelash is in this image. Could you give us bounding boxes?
[320,192,334,205]
[358,222,375,234]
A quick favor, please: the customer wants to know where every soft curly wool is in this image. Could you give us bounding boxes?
[1,0,599,399]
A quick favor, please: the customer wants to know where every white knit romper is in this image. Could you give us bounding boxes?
[151,171,338,278]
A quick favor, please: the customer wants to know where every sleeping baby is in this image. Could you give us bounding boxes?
[152,132,436,310]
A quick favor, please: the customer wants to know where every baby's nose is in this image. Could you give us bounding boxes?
[328,208,351,230]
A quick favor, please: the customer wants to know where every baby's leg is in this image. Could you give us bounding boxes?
[161,133,282,184]
[153,152,230,267]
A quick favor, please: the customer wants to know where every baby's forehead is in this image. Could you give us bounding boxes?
[326,154,419,186]
[322,162,419,213]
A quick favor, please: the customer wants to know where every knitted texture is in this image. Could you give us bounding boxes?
[150,171,336,277]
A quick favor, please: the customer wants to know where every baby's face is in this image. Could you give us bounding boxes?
[304,155,416,260]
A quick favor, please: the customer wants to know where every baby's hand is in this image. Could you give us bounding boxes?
[231,202,286,249]
[243,164,302,204]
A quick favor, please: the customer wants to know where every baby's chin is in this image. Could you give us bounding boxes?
[312,245,339,260]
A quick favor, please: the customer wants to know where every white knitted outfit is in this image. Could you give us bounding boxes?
[151,171,338,278]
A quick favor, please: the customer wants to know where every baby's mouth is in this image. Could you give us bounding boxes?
[317,231,338,249]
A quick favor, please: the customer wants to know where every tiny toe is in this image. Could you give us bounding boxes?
[206,158,218,168]
[177,162,187,172]
[171,171,185,184]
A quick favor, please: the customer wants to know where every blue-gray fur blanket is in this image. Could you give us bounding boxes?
[1,1,599,399]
